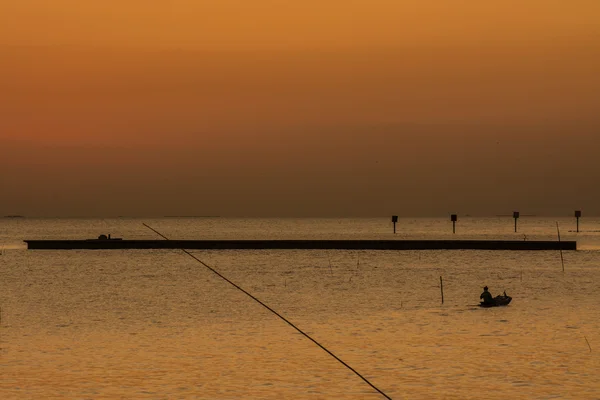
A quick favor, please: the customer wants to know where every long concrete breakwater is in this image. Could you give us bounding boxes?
[24,239,577,251]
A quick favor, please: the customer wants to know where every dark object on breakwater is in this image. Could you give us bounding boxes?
[97,234,122,240]
[24,239,577,250]
[479,292,512,308]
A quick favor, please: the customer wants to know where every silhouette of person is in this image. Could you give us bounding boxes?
[480,286,493,305]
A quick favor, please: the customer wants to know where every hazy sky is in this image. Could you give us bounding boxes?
[1,1,599,216]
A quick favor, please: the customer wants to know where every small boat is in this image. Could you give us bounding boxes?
[479,292,512,308]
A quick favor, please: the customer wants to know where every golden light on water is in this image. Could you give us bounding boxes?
[2,217,600,398]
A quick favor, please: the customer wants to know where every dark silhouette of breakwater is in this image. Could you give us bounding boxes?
[24,239,576,250]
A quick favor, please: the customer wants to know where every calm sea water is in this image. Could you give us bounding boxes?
[1,217,599,399]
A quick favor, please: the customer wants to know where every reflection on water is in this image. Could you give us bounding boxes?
[1,218,600,399]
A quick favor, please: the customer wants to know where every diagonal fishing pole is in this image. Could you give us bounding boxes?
[143,223,392,400]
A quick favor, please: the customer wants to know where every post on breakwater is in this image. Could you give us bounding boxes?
[440,276,444,304]
[450,214,457,234]
[575,210,581,233]
[391,215,398,234]
[513,211,520,233]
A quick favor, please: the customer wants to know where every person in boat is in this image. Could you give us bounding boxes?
[480,286,494,305]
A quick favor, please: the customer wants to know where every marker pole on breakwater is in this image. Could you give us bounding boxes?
[142,223,393,400]
[391,215,398,234]
[450,214,457,234]
[513,211,520,233]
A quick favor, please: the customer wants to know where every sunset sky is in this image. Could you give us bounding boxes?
[1,1,599,217]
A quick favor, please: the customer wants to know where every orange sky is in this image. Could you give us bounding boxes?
[2,1,600,48]
[1,1,599,216]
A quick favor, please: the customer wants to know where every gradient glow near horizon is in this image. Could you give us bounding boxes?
[1,1,599,217]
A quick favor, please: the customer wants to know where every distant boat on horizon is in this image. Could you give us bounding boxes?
[4,215,25,218]
[163,215,221,218]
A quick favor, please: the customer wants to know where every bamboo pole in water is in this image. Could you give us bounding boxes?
[440,276,444,304]
[556,222,565,272]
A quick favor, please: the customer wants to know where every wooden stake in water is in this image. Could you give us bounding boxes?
[556,222,565,273]
[440,276,444,304]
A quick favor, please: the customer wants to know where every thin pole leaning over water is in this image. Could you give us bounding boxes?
[584,336,592,353]
[556,222,565,273]
[142,223,393,400]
